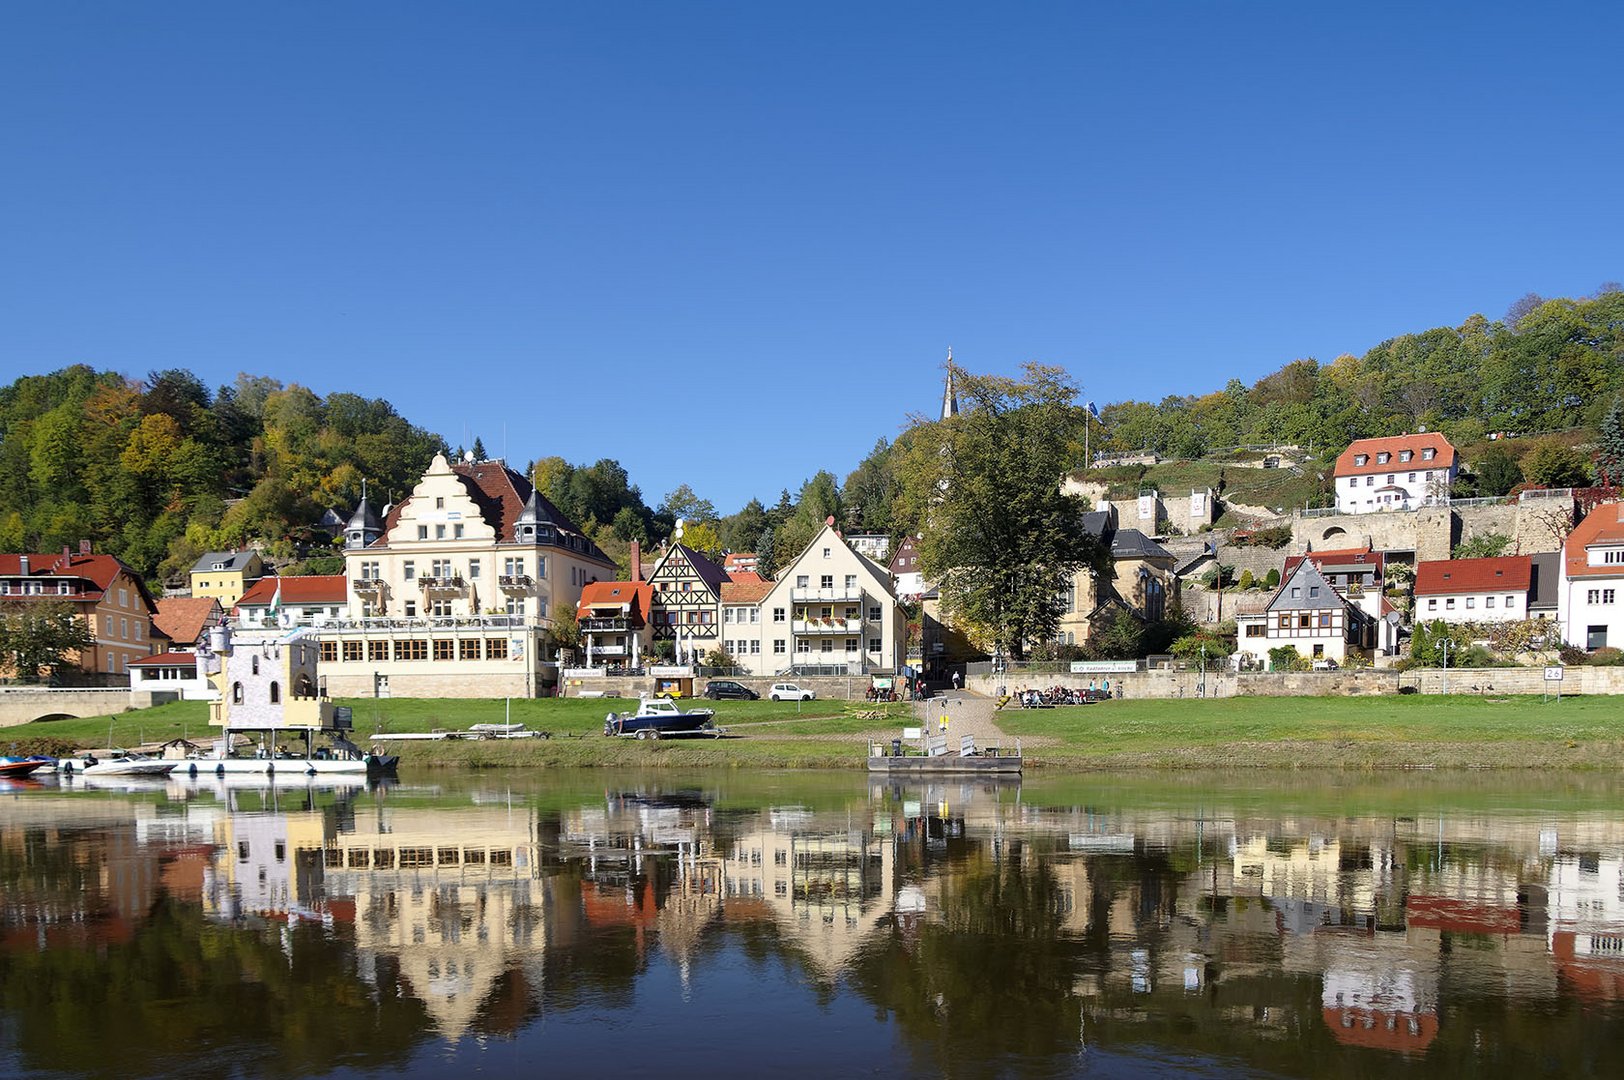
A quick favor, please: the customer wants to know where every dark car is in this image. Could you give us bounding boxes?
[703,680,759,701]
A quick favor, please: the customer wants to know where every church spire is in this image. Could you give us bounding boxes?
[941,348,960,421]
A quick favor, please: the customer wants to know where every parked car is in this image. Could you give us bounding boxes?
[769,682,815,702]
[703,680,759,701]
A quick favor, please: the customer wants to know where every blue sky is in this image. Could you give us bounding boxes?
[2,2,1620,513]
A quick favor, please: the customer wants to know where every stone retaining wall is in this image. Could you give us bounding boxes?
[968,666,1624,699]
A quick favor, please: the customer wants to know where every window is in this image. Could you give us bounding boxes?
[1427,598,1437,609]
[869,605,882,621]
[750,608,759,623]
[1354,454,1368,466]
[1318,613,1331,628]
[1245,623,1266,637]
[844,575,857,591]
[845,638,858,653]
[505,597,523,616]
[1587,625,1608,650]
[120,617,128,640]
[394,639,428,660]
[822,548,831,558]
[429,599,451,617]
[232,682,243,703]
[403,561,415,580]
[1505,594,1516,607]
[368,640,388,661]
[435,525,445,540]
[1308,587,1319,599]
[433,639,454,660]
[1376,452,1389,464]
[773,607,785,623]
[486,638,508,660]
[321,641,338,663]
[1408,472,1416,482]
[1422,448,1435,460]
[459,639,480,660]
[536,598,548,618]
[1277,613,1292,630]
[820,575,834,589]
[453,524,464,539]
[1446,598,1455,609]
[1399,450,1413,462]
[1466,597,1475,609]
[119,588,128,607]
[750,640,760,654]
[1290,587,1301,599]
[435,497,444,509]
[1386,474,1395,485]
[1347,477,1357,488]
[1484,596,1496,609]
[1365,476,1373,486]
[344,641,363,662]
[773,639,786,654]
[57,582,69,595]
[869,637,881,652]
[418,526,429,540]
[796,575,809,588]
[269,682,280,704]
[821,639,833,653]
[404,601,417,617]
[251,655,259,675]
[536,556,546,579]
[1298,614,1310,628]
[723,608,734,624]
[796,640,811,654]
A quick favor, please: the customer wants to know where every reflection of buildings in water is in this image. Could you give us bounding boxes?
[1548,852,1624,1000]
[1320,947,1440,1055]
[204,810,330,921]
[319,807,546,1043]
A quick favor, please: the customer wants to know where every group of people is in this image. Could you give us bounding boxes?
[1012,680,1113,708]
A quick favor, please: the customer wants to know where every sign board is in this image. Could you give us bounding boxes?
[1544,666,1564,682]
[872,677,893,689]
[650,665,695,678]
[1070,660,1137,674]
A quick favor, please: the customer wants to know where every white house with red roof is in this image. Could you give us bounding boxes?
[235,574,349,628]
[128,651,217,701]
[1333,433,1458,514]
[576,579,654,669]
[1558,502,1624,652]
[1414,556,1535,625]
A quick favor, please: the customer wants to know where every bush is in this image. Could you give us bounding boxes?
[1267,645,1302,672]
[1587,647,1624,666]
[1237,569,1255,590]
[1263,568,1280,590]
[1171,633,1232,661]
[1559,643,1590,666]
[1452,532,1511,559]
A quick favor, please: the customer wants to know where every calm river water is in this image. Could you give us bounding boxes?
[2,768,1622,1078]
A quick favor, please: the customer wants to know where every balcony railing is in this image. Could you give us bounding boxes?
[792,617,863,635]
[791,586,865,603]
[498,574,534,590]
[418,575,466,591]
[353,578,386,593]
[581,616,635,632]
[312,615,545,633]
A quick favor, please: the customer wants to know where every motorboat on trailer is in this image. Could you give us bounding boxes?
[603,697,720,739]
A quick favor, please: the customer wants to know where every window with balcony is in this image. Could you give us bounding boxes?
[844,574,857,591]
[820,575,833,589]
[432,559,452,577]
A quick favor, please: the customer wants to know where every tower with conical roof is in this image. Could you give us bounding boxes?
[941,348,960,420]
[344,480,383,550]
[514,487,556,544]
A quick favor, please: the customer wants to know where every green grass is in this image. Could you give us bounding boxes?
[11,693,1624,770]
[998,694,1624,769]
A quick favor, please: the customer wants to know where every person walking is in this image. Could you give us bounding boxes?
[951,669,962,692]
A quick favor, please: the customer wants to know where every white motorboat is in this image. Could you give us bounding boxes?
[185,728,398,777]
[57,752,178,778]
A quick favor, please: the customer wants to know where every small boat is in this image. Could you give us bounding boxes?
[603,698,719,740]
[185,729,398,777]
[58,752,178,778]
[0,756,52,779]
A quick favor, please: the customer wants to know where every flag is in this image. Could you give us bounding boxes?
[1086,401,1099,419]
[268,578,283,624]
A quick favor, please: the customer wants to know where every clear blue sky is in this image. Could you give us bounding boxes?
[3,2,1620,513]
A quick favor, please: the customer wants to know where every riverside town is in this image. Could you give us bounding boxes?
[4,5,1624,1078]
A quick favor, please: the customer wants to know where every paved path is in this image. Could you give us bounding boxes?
[910,691,1032,749]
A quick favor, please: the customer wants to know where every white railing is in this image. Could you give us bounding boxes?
[792,618,863,635]
[312,615,544,633]
[791,586,865,603]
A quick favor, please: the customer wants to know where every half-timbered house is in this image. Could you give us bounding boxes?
[645,543,731,664]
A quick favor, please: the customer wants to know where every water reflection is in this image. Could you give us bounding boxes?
[2,772,1623,1077]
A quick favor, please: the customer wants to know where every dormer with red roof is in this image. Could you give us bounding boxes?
[1334,433,1458,514]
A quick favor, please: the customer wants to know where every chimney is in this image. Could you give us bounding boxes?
[19,556,28,575]
[629,540,642,583]
[79,540,90,555]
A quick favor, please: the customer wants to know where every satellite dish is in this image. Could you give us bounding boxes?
[463,450,475,463]
[675,517,685,539]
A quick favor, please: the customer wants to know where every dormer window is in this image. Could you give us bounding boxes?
[1399,450,1413,462]
[1422,448,1435,461]
[1376,452,1389,464]
[1353,454,1368,467]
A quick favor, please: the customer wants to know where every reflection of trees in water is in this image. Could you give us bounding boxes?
[0,900,431,1079]
[845,853,1085,1076]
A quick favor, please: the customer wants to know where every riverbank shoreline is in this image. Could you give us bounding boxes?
[8,693,1623,771]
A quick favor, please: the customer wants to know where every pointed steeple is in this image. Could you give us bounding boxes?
[514,486,556,544]
[344,480,383,550]
[941,348,960,421]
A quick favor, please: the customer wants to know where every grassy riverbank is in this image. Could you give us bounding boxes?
[7,693,1623,770]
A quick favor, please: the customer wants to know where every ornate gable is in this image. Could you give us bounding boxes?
[385,453,498,545]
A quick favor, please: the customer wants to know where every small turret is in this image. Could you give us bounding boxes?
[514,487,555,544]
[345,480,383,550]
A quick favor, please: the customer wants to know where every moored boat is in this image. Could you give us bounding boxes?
[0,756,52,779]
[58,752,178,778]
[603,697,719,739]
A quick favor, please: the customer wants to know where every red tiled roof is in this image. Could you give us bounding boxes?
[1415,556,1531,596]
[235,575,348,607]
[153,597,221,645]
[0,552,154,611]
[1563,502,1624,580]
[722,553,757,573]
[720,579,774,604]
[726,570,764,585]
[1333,433,1457,478]
[576,581,652,620]
[130,652,202,668]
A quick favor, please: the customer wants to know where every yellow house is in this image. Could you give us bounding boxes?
[189,549,265,607]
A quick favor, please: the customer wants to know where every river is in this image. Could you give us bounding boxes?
[2,768,1622,1078]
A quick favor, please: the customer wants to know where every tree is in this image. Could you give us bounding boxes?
[896,364,1110,659]
[471,436,487,461]
[1598,395,1624,486]
[1521,440,1593,487]
[659,483,717,526]
[756,526,777,579]
[1089,608,1143,659]
[1408,619,1471,668]
[679,520,724,558]
[1473,445,1524,496]
[547,605,581,659]
[0,602,94,683]
[1453,532,1511,559]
